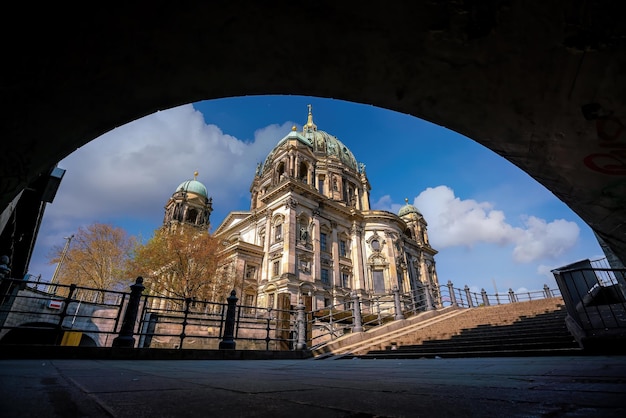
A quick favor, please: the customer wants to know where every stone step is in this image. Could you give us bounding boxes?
[314,298,579,359]
[341,346,585,359]
[392,333,577,349]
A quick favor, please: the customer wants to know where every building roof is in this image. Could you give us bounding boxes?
[176,171,208,198]
[398,198,422,217]
[259,105,360,175]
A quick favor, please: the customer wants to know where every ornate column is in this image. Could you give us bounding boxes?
[312,208,321,281]
[261,210,272,283]
[331,223,339,287]
[285,198,298,279]
[351,221,365,291]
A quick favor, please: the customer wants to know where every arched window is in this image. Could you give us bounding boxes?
[318,175,325,194]
[299,161,308,183]
[187,208,198,224]
[274,222,283,242]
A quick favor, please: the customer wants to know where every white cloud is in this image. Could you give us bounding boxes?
[47,104,289,226]
[371,195,397,213]
[31,105,292,277]
[409,185,579,263]
[512,216,580,263]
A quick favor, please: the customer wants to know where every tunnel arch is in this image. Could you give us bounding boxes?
[0,322,97,347]
[2,2,626,266]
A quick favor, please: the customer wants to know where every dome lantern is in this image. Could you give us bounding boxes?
[398,198,421,218]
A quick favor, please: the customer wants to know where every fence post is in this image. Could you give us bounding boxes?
[351,291,363,332]
[464,285,474,308]
[295,300,307,350]
[481,288,490,306]
[392,286,405,320]
[56,284,76,328]
[219,289,238,350]
[425,283,434,311]
[112,277,145,348]
[179,297,192,350]
[508,288,516,303]
[543,284,552,298]
[54,284,76,345]
[447,281,457,307]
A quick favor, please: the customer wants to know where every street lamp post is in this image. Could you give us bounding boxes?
[48,235,74,294]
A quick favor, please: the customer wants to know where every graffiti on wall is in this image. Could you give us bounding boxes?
[582,103,626,175]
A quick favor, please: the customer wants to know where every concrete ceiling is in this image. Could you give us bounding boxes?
[2,1,625,265]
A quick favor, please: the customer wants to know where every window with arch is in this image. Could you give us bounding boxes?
[318,175,325,194]
[187,208,198,223]
[277,161,285,177]
[273,218,283,242]
[299,161,308,183]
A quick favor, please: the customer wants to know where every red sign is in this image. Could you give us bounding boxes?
[48,300,63,309]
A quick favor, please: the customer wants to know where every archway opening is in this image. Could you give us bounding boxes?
[24,95,603,298]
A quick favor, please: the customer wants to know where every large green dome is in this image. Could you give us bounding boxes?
[259,106,360,175]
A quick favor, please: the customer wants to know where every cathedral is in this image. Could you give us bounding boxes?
[163,106,439,312]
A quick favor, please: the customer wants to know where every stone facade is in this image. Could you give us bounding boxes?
[211,107,439,312]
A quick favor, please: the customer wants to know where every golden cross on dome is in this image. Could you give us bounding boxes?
[194,171,198,180]
[305,104,317,130]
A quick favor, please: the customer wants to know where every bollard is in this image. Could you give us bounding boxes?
[447,280,457,307]
[295,300,307,350]
[219,289,238,349]
[481,288,490,306]
[351,291,363,333]
[392,286,405,320]
[112,277,145,348]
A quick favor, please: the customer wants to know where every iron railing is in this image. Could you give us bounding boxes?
[552,258,626,338]
[1,274,565,351]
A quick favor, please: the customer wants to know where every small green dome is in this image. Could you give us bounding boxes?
[176,172,207,198]
[398,198,421,217]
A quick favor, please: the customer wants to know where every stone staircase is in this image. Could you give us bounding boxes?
[313,297,583,359]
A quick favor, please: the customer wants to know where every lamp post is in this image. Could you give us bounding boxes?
[48,234,74,294]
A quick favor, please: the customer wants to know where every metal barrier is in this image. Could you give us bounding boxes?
[552,259,626,346]
[1,273,566,351]
[0,277,128,347]
[0,276,298,350]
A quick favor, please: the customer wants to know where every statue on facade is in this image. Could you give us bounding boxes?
[300,226,308,242]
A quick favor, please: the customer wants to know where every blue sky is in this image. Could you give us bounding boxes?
[28,95,604,295]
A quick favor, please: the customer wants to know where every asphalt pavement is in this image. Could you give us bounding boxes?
[1,355,625,417]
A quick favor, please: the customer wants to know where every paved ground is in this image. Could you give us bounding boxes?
[1,355,625,417]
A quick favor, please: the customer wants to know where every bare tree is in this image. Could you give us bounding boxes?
[49,223,135,300]
[128,226,227,304]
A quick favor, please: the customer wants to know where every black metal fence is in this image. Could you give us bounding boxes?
[1,274,564,351]
[552,258,626,345]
